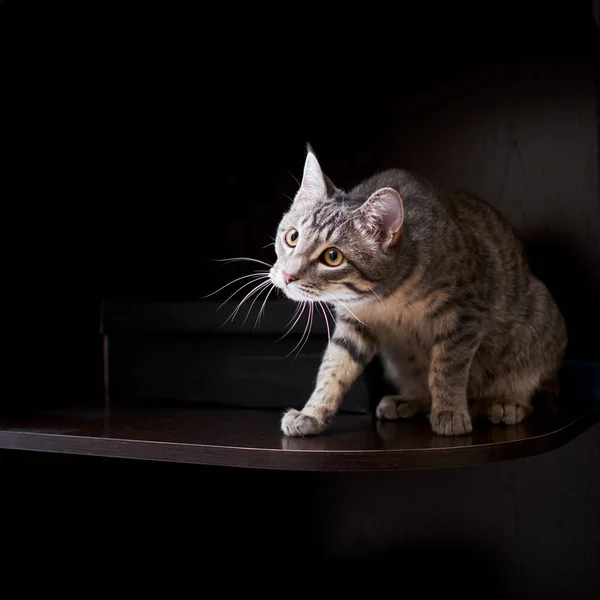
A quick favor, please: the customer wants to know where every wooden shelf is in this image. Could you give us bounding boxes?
[1,404,598,471]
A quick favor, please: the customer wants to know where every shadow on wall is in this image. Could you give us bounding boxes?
[525,232,600,360]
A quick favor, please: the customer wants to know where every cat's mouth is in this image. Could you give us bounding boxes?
[282,283,318,303]
[270,269,320,302]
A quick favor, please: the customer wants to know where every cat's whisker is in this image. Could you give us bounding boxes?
[324,292,369,326]
[285,301,303,328]
[218,275,270,312]
[261,242,276,249]
[254,283,276,330]
[367,287,385,306]
[222,279,272,326]
[278,301,307,342]
[317,301,331,346]
[214,257,273,268]
[242,280,274,326]
[287,303,312,357]
[296,303,315,359]
[288,170,301,186]
[202,272,269,300]
[289,302,314,360]
[323,301,339,328]
[337,214,358,230]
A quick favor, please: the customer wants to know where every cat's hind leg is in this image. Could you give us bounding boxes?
[474,378,537,426]
[376,395,430,420]
[376,344,430,421]
[486,400,533,425]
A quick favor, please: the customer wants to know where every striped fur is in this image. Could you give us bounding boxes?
[274,149,567,436]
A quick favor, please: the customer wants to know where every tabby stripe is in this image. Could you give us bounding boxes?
[422,280,455,299]
[346,259,379,283]
[454,292,487,313]
[337,314,377,345]
[310,206,327,228]
[321,214,340,232]
[427,300,456,320]
[441,357,473,378]
[331,336,369,365]
[324,226,336,239]
[343,281,367,295]
[433,327,480,347]
[457,311,482,326]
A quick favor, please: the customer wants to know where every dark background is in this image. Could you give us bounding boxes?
[3,2,599,594]
[7,3,598,402]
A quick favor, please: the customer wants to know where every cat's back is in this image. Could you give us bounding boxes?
[349,168,489,230]
[348,168,442,213]
[350,169,526,257]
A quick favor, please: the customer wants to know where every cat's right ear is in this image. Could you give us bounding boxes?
[295,146,337,203]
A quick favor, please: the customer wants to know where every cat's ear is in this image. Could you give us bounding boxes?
[296,146,335,202]
[359,187,405,247]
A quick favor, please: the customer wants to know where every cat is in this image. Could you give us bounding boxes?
[270,146,567,436]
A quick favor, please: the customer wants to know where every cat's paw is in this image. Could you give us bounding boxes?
[281,409,326,437]
[376,395,422,420]
[375,396,400,420]
[487,402,532,425]
[430,409,472,436]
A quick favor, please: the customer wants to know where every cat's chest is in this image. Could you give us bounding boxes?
[355,297,437,348]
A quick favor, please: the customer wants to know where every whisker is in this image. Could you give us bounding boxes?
[241,280,273,326]
[293,303,314,361]
[287,303,312,356]
[317,301,331,346]
[213,257,273,268]
[324,292,369,326]
[254,284,276,330]
[288,170,301,186]
[337,214,358,230]
[261,242,276,249]
[368,286,385,305]
[285,302,303,328]
[278,301,306,342]
[323,302,339,328]
[202,272,269,299]
[222,279,271,325]
[218,275,270,310]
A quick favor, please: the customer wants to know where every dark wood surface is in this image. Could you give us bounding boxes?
[1,404,598,471]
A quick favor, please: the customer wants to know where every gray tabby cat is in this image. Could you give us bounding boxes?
[270,147,567,436]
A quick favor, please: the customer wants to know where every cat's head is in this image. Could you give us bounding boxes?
[270,147,404,305]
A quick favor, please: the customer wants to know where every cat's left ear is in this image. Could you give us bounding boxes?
[359,187,405,247]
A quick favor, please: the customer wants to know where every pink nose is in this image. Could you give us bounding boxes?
[283,271,297,285]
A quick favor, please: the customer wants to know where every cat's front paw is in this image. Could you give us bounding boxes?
[430,409,472,436]
[281,409,326,437]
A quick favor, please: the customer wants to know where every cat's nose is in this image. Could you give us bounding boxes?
[282,271,297,285]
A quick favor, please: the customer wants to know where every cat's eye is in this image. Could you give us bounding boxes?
[322,248,344,266]
[285,228,299,247]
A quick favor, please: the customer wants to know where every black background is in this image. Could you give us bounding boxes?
[2,2,599,593]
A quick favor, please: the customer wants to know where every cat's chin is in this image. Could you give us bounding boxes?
[284,289,318,302]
